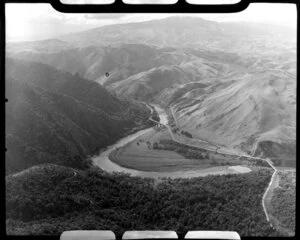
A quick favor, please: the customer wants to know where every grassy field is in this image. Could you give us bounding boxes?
[109,128,222,172]
[109,125,266,172]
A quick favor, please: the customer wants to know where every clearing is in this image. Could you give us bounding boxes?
[109,128,214,172]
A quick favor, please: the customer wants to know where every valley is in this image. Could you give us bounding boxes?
[94,104,254,178]
[5,15,296,237]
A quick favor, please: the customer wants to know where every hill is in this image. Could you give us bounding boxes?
[172,71,296,160]
[5,58,151,174]
[7,17,295,86]
[6,164,277,236]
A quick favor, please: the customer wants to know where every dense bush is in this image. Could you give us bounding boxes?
[153,140,208,160]
[6,165,277,236]
[270,171,295,233]
[6,58,151,174]
[271,188,295,231]
[180,130,192,138]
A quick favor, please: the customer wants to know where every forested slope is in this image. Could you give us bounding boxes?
[6,164,278,237]
[5,59,151,174]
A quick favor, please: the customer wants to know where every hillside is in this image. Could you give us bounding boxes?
[7,43,242,88]
[109,65,191,101]
[7,44,167,85]
[5,58,151,174]
[59,17,295,51]
[7,17,295,86]
[172,71,296,160]
[6,164,277,236]
[107,54,244,102]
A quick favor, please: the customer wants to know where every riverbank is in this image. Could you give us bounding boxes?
[108,126,253,174]
[92,104,252,179]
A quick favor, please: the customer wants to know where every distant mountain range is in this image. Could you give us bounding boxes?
[7,16,295,83]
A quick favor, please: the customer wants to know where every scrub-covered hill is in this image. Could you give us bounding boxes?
[172,71,296,161]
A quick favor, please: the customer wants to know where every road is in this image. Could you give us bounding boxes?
[10,165,41,178]
[261,159,277,227]
[10,164,78,180]
[150,106,277,228]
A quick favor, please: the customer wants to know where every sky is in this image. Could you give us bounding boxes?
[5,1,297,42]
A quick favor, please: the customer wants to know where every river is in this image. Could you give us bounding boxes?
[92,104,250,179]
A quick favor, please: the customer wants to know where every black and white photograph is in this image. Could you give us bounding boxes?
[5,0,296,237]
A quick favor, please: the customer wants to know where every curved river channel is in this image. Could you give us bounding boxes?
[92,104,250,179]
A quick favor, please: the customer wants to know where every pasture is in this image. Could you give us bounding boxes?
[109,128,220,172]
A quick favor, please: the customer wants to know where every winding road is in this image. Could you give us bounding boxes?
[261,159,277,227]
[166,105,277,228]
[10,165,79,179]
